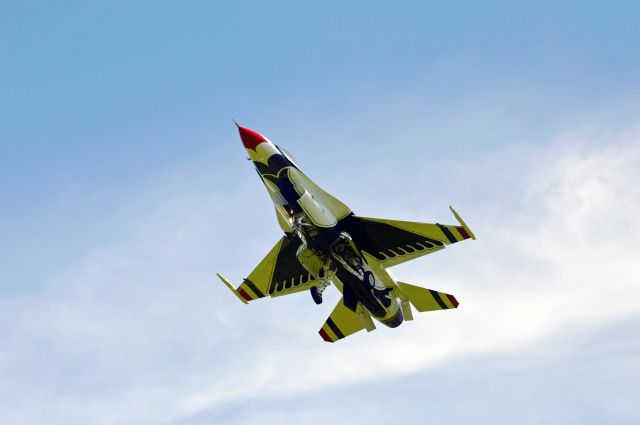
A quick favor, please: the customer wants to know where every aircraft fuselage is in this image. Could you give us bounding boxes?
[238,125,404,328]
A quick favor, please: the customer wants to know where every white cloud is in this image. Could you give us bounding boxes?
[1,124,639,424]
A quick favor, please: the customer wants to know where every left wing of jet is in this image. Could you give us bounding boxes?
[340,206,476,269]
[217,236,323,302]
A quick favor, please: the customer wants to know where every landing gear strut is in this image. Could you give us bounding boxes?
[310,279,331,304]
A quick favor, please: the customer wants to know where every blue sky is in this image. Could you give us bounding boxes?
[1,1,639,424]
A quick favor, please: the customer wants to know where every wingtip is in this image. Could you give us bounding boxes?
[449,205,476,240]
[216,273,249,304]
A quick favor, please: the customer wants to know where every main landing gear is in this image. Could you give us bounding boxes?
[310,279,330,305]
[310,286,323,304]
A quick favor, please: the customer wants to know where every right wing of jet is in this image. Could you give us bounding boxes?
[318,297,376,342]
[217,236,323,303]
[340,206,475,269]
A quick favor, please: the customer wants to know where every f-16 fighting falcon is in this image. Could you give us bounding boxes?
[217,124,476,342]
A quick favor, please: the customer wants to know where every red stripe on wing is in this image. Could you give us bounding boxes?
[456,226,470,240]
[237,288,253,302]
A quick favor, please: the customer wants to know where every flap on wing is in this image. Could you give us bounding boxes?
[339,208,474,268]
[219,236,323,303]
[319,298,374,343]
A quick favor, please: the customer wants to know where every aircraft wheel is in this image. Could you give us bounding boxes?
[363,271,375,288]
[310,286,323,304]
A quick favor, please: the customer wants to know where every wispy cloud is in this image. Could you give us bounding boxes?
[1,124,639,424]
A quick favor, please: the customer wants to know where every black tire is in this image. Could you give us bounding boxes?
[310,286,323,305]
[363,271,375,288]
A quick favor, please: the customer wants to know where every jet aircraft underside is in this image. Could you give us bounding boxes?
[217,124,475,342]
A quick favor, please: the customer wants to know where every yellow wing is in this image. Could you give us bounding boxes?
[217,236,324,303]
[340,206,475,268]
[318,297,375,343]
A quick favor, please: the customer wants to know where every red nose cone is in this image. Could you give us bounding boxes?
[236,124,268,151]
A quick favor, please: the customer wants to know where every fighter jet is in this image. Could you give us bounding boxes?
[217,124,476,342]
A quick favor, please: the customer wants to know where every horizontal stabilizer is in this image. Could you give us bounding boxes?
[319,297,374,343]
[397,281,459,312]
